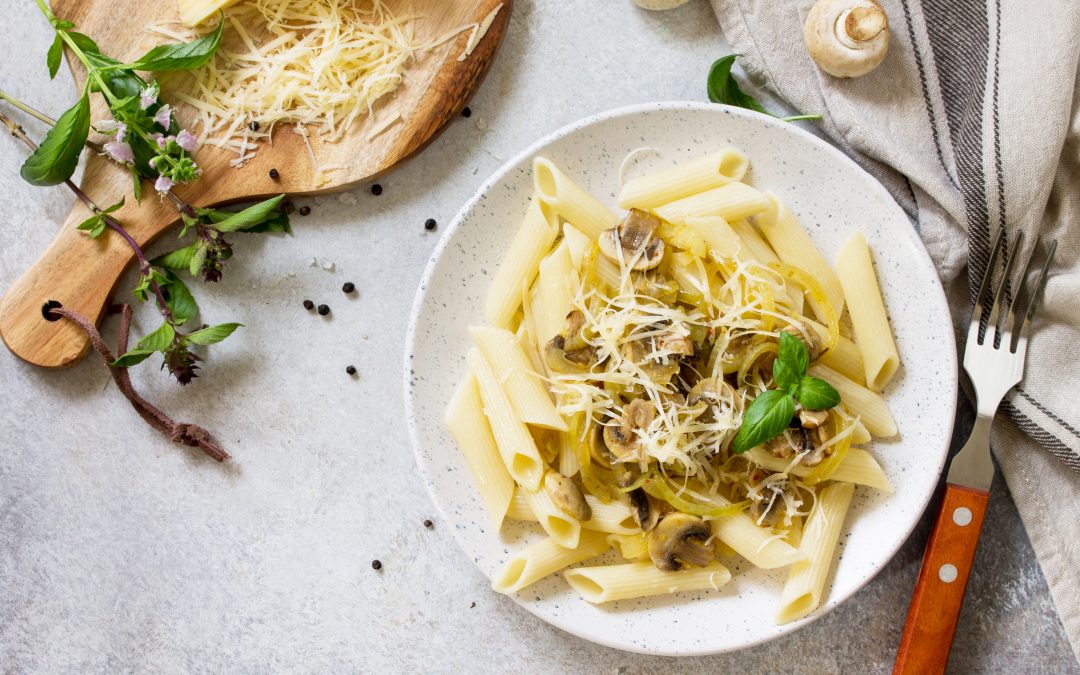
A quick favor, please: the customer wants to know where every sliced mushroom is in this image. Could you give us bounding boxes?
[688,377,742,423]
[750,488,785,528]
[627,488,655,531]
[543,470,592,521]
[804,0,889,78]
[545,310,598,373]
[622,339,680,384]
[781,321,822,361]
[603,398,656,461]
[798,408,829,429]
[599,209,666,271]
[765,432,796,459]
[800,426,831,467]
[647,513,714,571]
[658,332,694,357]
[587,423,613,469]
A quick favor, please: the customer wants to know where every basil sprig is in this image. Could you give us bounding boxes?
[731,332,840,454]
[707,55,822,123]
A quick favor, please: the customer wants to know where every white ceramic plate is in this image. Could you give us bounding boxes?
[404,102,956,656]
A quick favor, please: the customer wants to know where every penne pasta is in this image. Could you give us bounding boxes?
[533,157,619,239]
[709,512,807,569]
[470,325,567,430]
[617,149,750,210]
[851,419,872,445]
[747,447,894,493]
[729,218,780,265]
[809,364,898,437]
[531,242,576,360]
[506,488,641,536]
[564,561,732,603]
[484,197,559,329]
[562,223,592,267]
[756,193,845,321]
[445,370,515,529]
[836,232,900,392]
[653,181,770,226]
[468,349,546,490]
[492,531,611,594]
[522,481,581,549]
[683,215,742,260]
[776,482,855,624]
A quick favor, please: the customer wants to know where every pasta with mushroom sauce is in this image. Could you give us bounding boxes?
[445,150,900,623]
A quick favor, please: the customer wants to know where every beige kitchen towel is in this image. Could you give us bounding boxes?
[709,0,1080,659]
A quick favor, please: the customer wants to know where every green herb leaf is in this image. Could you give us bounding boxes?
[130,167,143,202]
[773,331,809,390]
[707,54,821,122]
[188,243,208,277]
[66,31,100,55]
[731,389,796,454]
[159,271,198,324]
[84,51,146,100]
[137,321,176,352]
[212,195,285,232]
[126,19,223,72]
[75,214,106,239]
[111,348,155,368]
[19,93,90,186]
[102,197,125,214]
[238,211,291,234]
[795,376,840,411]
[47,34,64,79]
[185,322,241,346]
[155,243,199,272]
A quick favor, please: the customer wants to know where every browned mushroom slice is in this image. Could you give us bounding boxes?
[749,488,786,528]
[658,333,694,357]
[621,339,680,385]
[647,513,715,571]
[543,470,592,521]
[602,398,657,461]
[797,408,829,429]
[598,209,666,271]
[781,321,822,361]
[545,310,599,373]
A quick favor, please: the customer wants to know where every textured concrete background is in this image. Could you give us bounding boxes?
[0,1,1075,672]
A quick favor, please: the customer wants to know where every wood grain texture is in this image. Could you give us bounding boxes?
[893,483,990,675]
[0,0,511,367]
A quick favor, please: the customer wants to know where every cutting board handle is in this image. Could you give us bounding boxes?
[0,155,180,367]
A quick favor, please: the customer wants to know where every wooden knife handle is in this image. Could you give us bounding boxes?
[893,483,989,675]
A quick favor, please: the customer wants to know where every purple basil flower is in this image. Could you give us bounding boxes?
[176,129,199,153]
[113,122,127,143]
[102,141,134,165]
[140,86,158,110]
[154,175,175,194]
[154,104,172,129]
[156,134,170,149]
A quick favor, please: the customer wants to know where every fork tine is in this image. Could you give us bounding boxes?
[985,232,1023,347]
[1002,234,1039,347]
[971,229,1005,329]
[1014,238,1058,352]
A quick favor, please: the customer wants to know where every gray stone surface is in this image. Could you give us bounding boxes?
[0,1,1075,672]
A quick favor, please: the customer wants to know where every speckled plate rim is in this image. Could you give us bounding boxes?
[403,101,957,656]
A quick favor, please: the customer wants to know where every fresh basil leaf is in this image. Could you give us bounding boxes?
[774,331,809,389]
[732,389,795,454]
[159,271,198,324]
[155,243,199,271]
[111,348,155,368]
[796,376,840,411]
[84,51,145,100]
[773,358,799,391]
[102,197,125,214]
[212,195,285,232]
[66,31,100,55]
[707,54,767,114]
[51,19,76,31]
[76,214,106,238]
[130,168,143,202]
[137,321,176,352]
[185,322,241,346]
[238,211,291,234]
[19,93,90,186]
[126,20,222,72]
[189,243,208,277]
[47,34,64,79]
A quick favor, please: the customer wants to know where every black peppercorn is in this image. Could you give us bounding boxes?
[299,205,311,216]
[371,560,382,570]
[346,365,356,375]
[282,200,295,215]
[342,282,355,293]
[317,304,330,316]
[269,168,279,180]
[462,106,472,118]
[302,299,314,310]
[469,602,476,608]
[370,183,383,196]
[423,519,433,529]
[249,120,260,132]
[424,218,437,231]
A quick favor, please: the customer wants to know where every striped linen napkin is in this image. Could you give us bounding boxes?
[709,0,1080,658]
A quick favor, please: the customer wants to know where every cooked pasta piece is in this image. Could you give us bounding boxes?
[653,182,770,225]
[683,215,742,260]
[617,149,750,210]
[533,157,619,239]
[709,512,807,569]
[492,531,610,594]
[506,489,641,535]
[531,243,576,360]
[564,561,732,603]
[836,232,900,392]
[470,326,566,430]
[748,447,893,493]
[484,198,560,329]
[776,482,855,623]
[809,364,897,437]
[756,193,845,320]
[445,370,515,529]
[851,419,872,445]
[607,532,650,561]
[468,349,545,490]
[729,218,780,265]
[562,223,592,267]
[522,484,581,549]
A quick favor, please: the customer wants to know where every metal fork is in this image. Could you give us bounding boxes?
[894,231,1057,675]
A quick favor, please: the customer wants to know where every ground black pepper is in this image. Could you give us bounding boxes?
[346,365,356,375]
[424,218,437,231]
[423,519,433,529]
[342,282,355,293]
[462,106,472,118]
[470,602,476,608]
[317,304,330,316]
[269,168,279,180]
[302,299,314,310]
[370,184,383,196]
[299,205,311,216]
[371,560,382,570]
[249,120,260,132]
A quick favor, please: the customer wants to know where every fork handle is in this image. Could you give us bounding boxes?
[893,483,989,675]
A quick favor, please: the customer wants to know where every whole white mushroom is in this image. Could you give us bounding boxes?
[804,0,890,78]
[634,0,691,10]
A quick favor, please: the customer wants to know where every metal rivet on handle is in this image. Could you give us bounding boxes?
[952,507,973,527]
[939,564,958,583]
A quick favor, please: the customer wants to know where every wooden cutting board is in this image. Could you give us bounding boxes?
[0,0,511,368]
